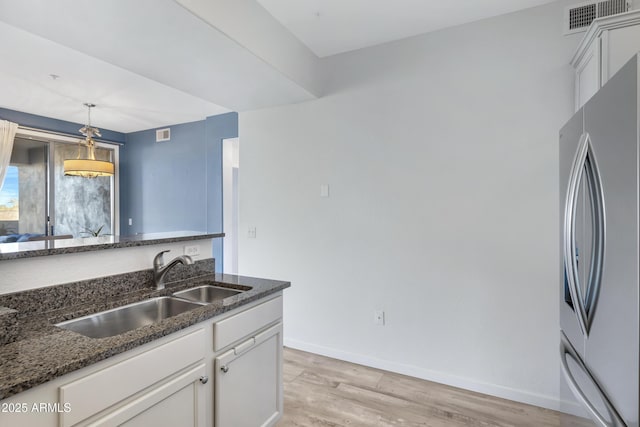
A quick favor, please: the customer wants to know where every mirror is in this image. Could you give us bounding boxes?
[0,132,117,244]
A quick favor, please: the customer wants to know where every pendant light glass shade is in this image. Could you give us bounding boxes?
[63,159,114,177]
[63,103,115,178]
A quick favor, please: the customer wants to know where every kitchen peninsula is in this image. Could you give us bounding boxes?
[0,231,289,426]
[0,231,222,294]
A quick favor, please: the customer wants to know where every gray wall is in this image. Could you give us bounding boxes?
[239,1,581,410]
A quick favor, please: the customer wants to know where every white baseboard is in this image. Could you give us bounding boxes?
[284,337,586,416]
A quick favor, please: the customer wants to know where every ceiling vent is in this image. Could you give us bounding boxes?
[564,0,630,34]
[563,0,631,34]
[155,128,170,142]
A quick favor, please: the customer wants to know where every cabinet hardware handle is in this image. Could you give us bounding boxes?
[220,365,229,373]
[199,376,209,384]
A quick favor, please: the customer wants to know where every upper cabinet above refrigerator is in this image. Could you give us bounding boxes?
[572,10,640,111]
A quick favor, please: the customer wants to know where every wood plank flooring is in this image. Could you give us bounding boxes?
[278,347,593,427]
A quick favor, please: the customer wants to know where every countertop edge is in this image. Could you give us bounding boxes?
[0,232,224,261]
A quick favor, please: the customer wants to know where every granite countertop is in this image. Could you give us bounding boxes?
[0,231,224,261]
[0,270,290,400]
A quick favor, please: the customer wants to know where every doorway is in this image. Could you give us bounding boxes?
[222,137,239,273]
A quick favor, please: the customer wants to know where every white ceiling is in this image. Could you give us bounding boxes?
[0,21,229,134]
[0,0,558,133]
[256,0,558,57]
[0,0,316,134]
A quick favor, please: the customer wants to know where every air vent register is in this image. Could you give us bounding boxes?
[564,0,630,34]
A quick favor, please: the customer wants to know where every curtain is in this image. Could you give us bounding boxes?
[0,120,18,192]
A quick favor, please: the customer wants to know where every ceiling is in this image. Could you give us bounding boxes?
[0,0,557,133]
[0,20,229,134]
[256,0,558,57]
[0,0,316,133]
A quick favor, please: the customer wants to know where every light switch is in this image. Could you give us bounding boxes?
[128,218,132,226]
[320,184,330,198]
[248,227,257,239]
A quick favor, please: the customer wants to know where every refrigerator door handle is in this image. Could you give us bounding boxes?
[560,333,626,427]
[564,132,590,335]
[563,132,605,336]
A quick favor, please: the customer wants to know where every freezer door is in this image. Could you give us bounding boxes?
[583,55,639,427]
[560,332,625,427]
[560,374,598,426]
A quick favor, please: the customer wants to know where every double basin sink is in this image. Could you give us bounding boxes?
[56,285,244,339]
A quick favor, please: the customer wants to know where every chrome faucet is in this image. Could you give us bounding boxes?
[153,250,193,290]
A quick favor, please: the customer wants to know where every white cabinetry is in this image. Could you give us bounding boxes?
[0,326,210,427]
[0,293,284,427]
[572,10,640,110]
[215,325,282,427]
[213,297,283,427]
[60,329,207,427]
[89,363,207,427]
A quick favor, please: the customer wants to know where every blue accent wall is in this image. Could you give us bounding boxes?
[0,107,126,143]
[0,106,236,272]
[120,112,238,271]
[120,120,208,234]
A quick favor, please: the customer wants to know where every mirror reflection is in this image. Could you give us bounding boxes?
[0,133,117,243]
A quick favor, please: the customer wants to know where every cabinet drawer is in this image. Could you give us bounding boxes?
[59,328,205,427]
[214,296,282,351]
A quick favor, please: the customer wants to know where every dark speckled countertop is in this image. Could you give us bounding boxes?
[0,264,289,400]
[0,231,224,261]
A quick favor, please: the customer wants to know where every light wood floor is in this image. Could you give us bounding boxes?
[278,347,592,427]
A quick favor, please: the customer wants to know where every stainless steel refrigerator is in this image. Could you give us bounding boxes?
[559,54,639,427]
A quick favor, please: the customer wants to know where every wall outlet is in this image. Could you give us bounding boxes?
[374,310,385,326]
[248,227,257,239]
[184,245,200,257]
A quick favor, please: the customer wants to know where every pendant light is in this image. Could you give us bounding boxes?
[63,103,114,178]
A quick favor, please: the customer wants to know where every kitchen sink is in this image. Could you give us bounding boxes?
[172,285,243,304]
[55,297,206,339]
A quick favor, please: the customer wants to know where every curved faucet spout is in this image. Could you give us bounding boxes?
[153,250,194,290]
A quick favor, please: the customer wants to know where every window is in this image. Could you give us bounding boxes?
[0,166,19,234]
[0,129,119,241]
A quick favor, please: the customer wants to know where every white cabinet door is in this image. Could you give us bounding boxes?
[601,24,640,82]
[91,363,208,427]
[59,328,206,427]
[215,323,283,427]
[574,38,601,111]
